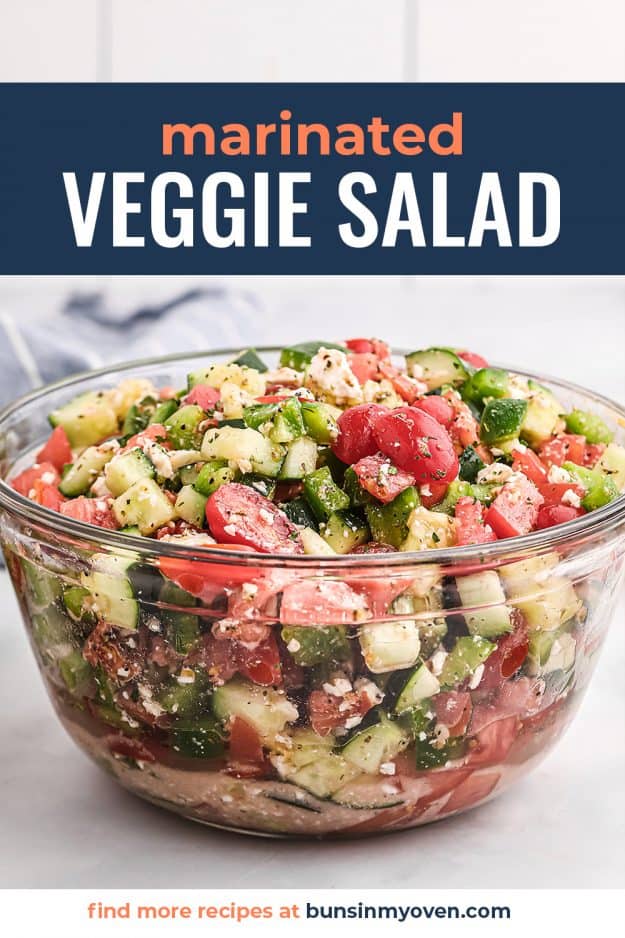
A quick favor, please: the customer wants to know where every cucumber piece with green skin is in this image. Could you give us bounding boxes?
[166,404,206,450]
[171,717,226,759]
[596,443,625,490]
[194,460,237,496]
[331,779,406,810]
[564,409,613,444]
[289,755,360,799]
[62,585,96,626]
[455,570,513,638]
[341,713,409,773]
[59,649,93,694]
[159,579,200,654]
[174,484,208,527]
[520,381,563,445]
[433,480,493,514]
[112,478,176,535]
[279,437,318,480]
[365,486,419,548]
[405,348,470,390]
[21,558,62,608]
[104,447,155,497]
[121,397,157,437]
[279,341,347,371]
[303,466,350,521]
[343,465,373,509]
[279,496,319,530]
[59,445,116,497]
[281,626,350,667]
[458,445,486,483]
[300,401,340,444]
[31,605,74,656]
[120,525,142,536]
[212,679,298,739]
[238,474,277,499]
[461,368,509,405]
[562,462,620,510]
[149,398,179,425]
[81,553,142,630]
[159,669,210,717]
[178,463,202,486]
[415,733,466,770]
[49,391,119,448]
[320,510,370,553]
[202,426,284,478]
[359,620,421,674]
[231,348,268,373]
[480,399,528,444]
[440,635,495,688]
[388,664,441,714]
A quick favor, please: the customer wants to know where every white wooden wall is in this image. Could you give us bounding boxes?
[0,1,623,398]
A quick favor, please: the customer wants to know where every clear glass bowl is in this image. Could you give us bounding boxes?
[1,349,624,838]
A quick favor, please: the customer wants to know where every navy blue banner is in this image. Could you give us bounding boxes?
[0,83,623,274]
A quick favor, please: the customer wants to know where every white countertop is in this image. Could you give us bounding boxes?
[1,570,623,889]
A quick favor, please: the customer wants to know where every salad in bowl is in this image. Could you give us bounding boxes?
[1,339,624,837]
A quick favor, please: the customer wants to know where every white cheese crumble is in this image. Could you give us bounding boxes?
[305,347,363,405]
[469,663,485,690]
[379,762,396,776]
[562,488,582,508]
[548,464,572,484]
[322,678,353,697]
[430,649,448,677]
[477,463,515,485]
[286,638,301,653]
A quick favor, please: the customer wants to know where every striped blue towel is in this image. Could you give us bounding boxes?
[0,286,265,408]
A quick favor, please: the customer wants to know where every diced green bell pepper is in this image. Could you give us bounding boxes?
[440,636,495,687]
[194,460,236,496]
[165,405,206,449]
[365,486,419,548]
[303,466,350,521]
[562,462,620,510]
[280,496,319,530]
[320,510,370,553]
[171,717,226,759]
[461,368,509,405]
[480,399,528,444]
[300,401,339,444]
[564,409,614,445]
[231,348,268,372]
[281,626,350,667]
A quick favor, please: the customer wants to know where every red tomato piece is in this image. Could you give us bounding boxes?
[352,453,416,504]
[466,715,519,767]
[457,350,489,369]
[470,677,538,737]
[183,383,220,410]
[373,407,458,485]
[255,394,292,404]
[308,685,376,737]
[125,423,169,449]
[536,505,585,529]
[479,616,529,691]
[454,496,497,546]
[484,475,543,538]
[538,433,585,467]
[331,403,388,465]
[280,578,370,626]
[31,480,65,512]
[206,483,303,554]
[159,544,262,600]
[228,717,265,764]
[583,443,606,467]
[345,338,391,360]
[347,352,380,385]
[511,446,548,486]
[419,481,449,509]
[442,770,500,815]
[538,481,585,508]
[60,496,118,529]
[411,396,454,429]
[36,427,72,471]
[105,734,157,764]
[11,461,60,496]
[238,634,282,686]
[433,691,473,737]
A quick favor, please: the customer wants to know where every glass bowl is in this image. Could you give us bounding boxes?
[1,349,624,838]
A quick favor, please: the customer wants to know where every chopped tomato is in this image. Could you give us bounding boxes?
[228,717,265,764]
[583,443,606,467]
[345,337,391,360]
[454,496,497,546]
[457,350,489,369]
[31,480,65,512]
[511,446,548,486]
[433,692,473,737]
[538,481,585,508]
[443,770,500,815]
[105,734,156,764]
[389,372,423,404]
[11,461,60,496]
[60,496,118,529]
[411,395,454,429]
[280,578,370,626]
[125,423,169,449]
[237,634,282,686]
[36,427,72,471]
[471,677,539,736]
[348,570,409,618]
[479,616,529,691]
[484,475,543,538]
[419,481,449,508]
[373,407,458,485]
[255,394,292,404]
[536,505,585,529]
[308,686,375,737]
[352,453,415,504]
[205,483,303,554]
[466,715,519,767]
[538,433,585,467]
[159,544,263,599]
[331,403,388,465]
[443,392,481,451]
[184,383,220,410]
[347,352,380,384]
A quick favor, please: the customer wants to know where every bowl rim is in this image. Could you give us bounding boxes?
[1,345,624,570]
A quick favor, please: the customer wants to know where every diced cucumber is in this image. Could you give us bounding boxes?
[59,649,93,694]
[521,381,563,445]
[562,462,620,510]
[104,448,155,497]
[359,620,421,673]
[540,632,576,674]
[62,585,95,626]
[414,732,466,770]
[514,575,581,632]
[596,443,625,490]
[178,463,203,486]
[400,506,456,551]
[440,636,496,687]
[389,664,441,714]
[194,459,236,496]
[81,553,140,630]
[564,409,613,444]
[59,445,115,497]
[320,510,370,554]
[166,405,206,450]
[202,426,283,478]
[461,368,509,404]
[480,399,528,444]
[300,401,340,444]
[159,580,200,654]
[365,486,419,548]
[405,347,470,390]
[174,484,208,527]
[279,436,318,480]
[289,754,360,798]
[331,778,405,809]
[171,717,226,759]
[21,558,62,608]
[231,348,268,373]
[159,670,209,717]
[280,496,319,530]
[149,398,179,426]
[31,605,74,656]
[238,474,276,499]
[455,570,513,638]
[341,714,409,774]
[303,466,350,521]
[458,445,486,483]
[279,341,347,371]
[282,626,350,667]
[270,397,305,444]
[112,478,176,535]
[434,480,493,514]
[300,528,337,555]
[499,552,559,597]
[243,402,279,431]
[49,391,118,448]
[212,679,298,739]
[121,397,157,438]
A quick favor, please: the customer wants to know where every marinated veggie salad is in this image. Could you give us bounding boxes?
[6,339,625,835]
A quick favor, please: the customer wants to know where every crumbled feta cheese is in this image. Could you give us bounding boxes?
[177,667,196,685]
[241,582,259,600]
[286,638,301,653]
[259,507,275,525]
[305,347,363,405]
[139,440,174,479]
[145,616,161,633]
[548,464,572,484]
[430,649,448,676]
[40,471,56,485]
[223,523,238,537]
[469,663,485,690]
[343,715,363,730]
[379,762,396,776]
[322,678,353,697]
[477,463,515,485]
[264,366,304,386]
[562,488,582,508]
